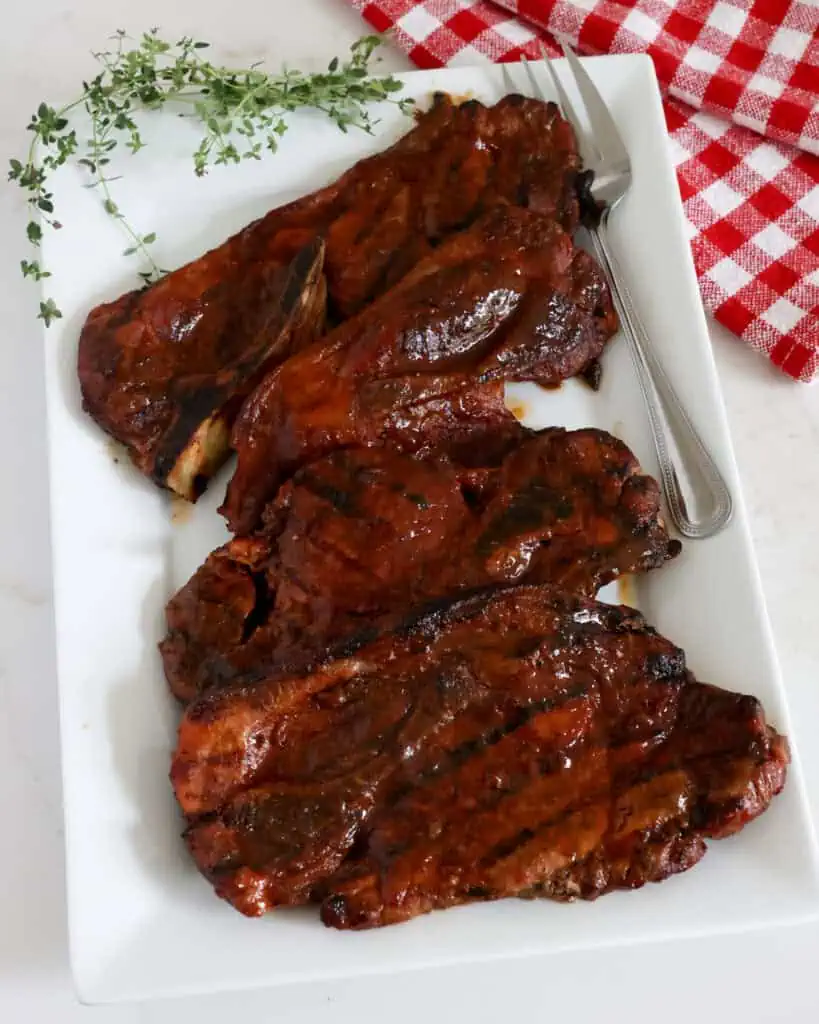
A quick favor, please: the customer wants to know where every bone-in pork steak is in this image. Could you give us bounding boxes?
[170,584,788,922]
[78,239,326,500]
[161,427,679,703]
[314,91,586,318]
[222,205,617,533]
[77,93,584,498]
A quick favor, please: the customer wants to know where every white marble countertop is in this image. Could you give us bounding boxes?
[2,1,818,1019]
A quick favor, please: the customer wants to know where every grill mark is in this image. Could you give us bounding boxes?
[279,533,394,609]
[490,820,560,863]
[295,472,361,517]
[183,682,750,835]
[405,492,431,510]
[474,798,613,873]
[331,755,713,913]
[388,682,589,805]
[623,740,771,790]
[427,143,487,241]
[475,484,575,557]
[365,685,740,875]
[341,181,410,250]
[476,739,769,880]
[193,654,491,823]
[366,736,603,879]
[348,222,416,310]
[366,687,593,864]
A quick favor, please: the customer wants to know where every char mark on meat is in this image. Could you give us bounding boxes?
[161,427,679,703]
[222,206,617,534]
[78,240,326,500]
[77,93,589,498]
[169,583,787,922]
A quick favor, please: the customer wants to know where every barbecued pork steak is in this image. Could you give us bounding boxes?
[322,676,787,928]
[317,91,585,318]
[170,584,787,922]
[77,92,586,499]
[161,427,679,703]
[222,205,617,533]
[78,239,326,500]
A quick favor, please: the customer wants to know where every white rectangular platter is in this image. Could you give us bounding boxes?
[41,54,819,1004]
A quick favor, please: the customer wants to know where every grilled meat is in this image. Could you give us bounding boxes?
[161,428,679,703]
[78,240,326,500]
[77,92,584,498]
[316,91,585,318]
[222,206,617,533]
[170,584,787,922]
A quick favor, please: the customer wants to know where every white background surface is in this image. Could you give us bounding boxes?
[1,0,818,1020]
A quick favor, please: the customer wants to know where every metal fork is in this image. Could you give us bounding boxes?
[503,41,733,540]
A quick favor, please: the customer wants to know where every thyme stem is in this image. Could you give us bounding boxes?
[9,29,412,326]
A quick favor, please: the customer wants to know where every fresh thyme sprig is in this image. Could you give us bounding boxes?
[9,29,413,326]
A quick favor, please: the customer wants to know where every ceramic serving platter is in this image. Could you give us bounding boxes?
[40,54,819,1003]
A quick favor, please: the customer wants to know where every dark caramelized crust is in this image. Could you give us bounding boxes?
[160,428,679,703]
[77,93,585,497]
[78,240,326,499]
[169,584,788,921]
[319,92,583,318]
[321,683,787,928]
[222,206,617,533]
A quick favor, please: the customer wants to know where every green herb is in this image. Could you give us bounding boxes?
[9,29,413,326]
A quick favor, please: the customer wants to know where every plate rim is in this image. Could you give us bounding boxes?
[41,53,819,1004]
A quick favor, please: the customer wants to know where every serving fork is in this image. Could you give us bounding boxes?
[503,40,733,540]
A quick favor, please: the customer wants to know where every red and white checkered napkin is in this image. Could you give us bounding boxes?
[349,0,819,381]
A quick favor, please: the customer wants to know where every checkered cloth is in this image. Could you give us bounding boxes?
[349,0,819,381]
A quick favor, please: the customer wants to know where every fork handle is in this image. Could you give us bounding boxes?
[590,217,733,539]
